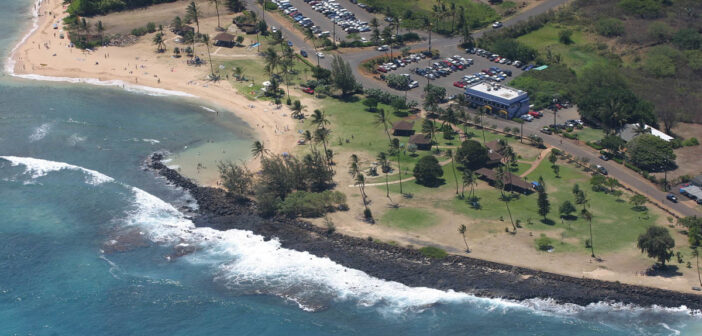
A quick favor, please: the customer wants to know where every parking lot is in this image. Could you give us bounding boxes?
[373,46,528,103]
[272,0,377,42]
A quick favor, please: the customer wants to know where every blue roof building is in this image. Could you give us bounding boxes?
[464,82,529,119]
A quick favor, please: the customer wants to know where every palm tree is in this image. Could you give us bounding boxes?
[391,138,403,195]
[422,17,432,53]
[349,154,360,177]
[495,165,516,231]
[233,66,244,80]
[375,109,402,194]
[291,100,305,119]
[263,47,280,75]
[355,173,368,211]
[311,109,330,130]
[201,34,216,78]
[152,32,165,52]
[251,140,269,159]
[462,169,476,200]
[314,128,332,165]
[302,130,313,144]
[446,149,459,195]
[693,248,702,287]
[186,1,200,34]
[582,207,594,258]
[209,0,222,29]
[458,224,469,252]
[377,152,390,198]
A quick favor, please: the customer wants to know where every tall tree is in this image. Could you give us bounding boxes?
[186,1,200,34]
[330,55,358,96]
[458,224,469,252]
[495,165,515,231]
[462,169,477,200]
[447,149,459,195]
[637,226,675,266]
[152,32,165,52]
[537,176,550,220]
[348,154,360,177]
[391,138,403,195]
[201,34,215,78]
[355,173,368,211]
[377,152,391,198]
[210,0,222,29]
[581,207,595,258]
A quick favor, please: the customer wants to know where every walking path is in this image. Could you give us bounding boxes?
[520,147,553,178]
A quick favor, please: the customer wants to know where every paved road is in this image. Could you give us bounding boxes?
[246,0,701,217]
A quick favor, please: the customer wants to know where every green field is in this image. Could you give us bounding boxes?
[380,207,438,230]
[362,0,499,30]
[516,23,607,73]
[571,127,605,144]
[443,158,658,253]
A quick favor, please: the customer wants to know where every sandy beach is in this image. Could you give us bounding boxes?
[9,0,299,184]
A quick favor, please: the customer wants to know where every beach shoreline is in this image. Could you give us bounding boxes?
[7,0,298,182]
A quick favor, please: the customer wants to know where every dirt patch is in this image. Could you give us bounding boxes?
[89,0,222,35]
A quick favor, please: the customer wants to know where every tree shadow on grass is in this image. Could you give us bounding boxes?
[646,264,683,278]
[337,94,360,103]
[541,218,556,226]
[414,178,446,188]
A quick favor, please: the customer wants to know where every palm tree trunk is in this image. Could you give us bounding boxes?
[462,234,468,251]
[397,154,403,195]
[215,1,221,28]
[385,171,390,198]
[697,251,701,286]
[206,43,214,77]
[504,193,515,231]
[451,160,458,195]
[589,219,595,258]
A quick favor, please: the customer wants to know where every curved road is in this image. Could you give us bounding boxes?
[245,0,700,217]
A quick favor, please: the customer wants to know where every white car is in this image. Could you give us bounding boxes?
[316,52,325,58]
[408,81,419,89]
[520,114,534,122]
[377,45,389,51]
[492,21,503,29]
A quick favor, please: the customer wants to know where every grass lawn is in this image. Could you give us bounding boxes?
[215,52,313,101]
[377,163,459,195]
[380,207,438,230]
[516,23,607,73]
[361,0,499,30]
[444,158,658,254]
[571,127,605,143]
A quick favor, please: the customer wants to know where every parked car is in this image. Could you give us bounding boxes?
[302,87,314,94]
[316,52,325,58]
[300,50,308,57]
[667,194,678,203]
[540,127,552,135]
[492,21,503,29]
[596,165,608,175]
[377,45,389,51]
[599,154,609,161]
[520,114,534,122]
[528,110,542,118]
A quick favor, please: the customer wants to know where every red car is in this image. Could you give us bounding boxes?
[453,81,466,88]
[376,66,387,73]
[528,110,542,118]
[556,103,564,109]
[302,87,314,94]
[482,69,490,74]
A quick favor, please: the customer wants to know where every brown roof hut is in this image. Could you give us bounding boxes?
[409,134,432,150]
[214,32,236,47]
[392,120,415,136]
[475,168,533,193]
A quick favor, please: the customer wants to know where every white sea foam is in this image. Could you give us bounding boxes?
[142,138,160,144]
[0,156,113,185]
[28,122,51,142]
[201,106,217,113]
[2,156,700,322]
[67,133,86,146]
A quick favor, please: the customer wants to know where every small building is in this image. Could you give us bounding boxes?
[475,168,533,193]
[692,175,702,187]
[464,82,529,119]
[619,123,673,142]
[486,151,503,166]
[392,120,415,136]
[409,134,432,150]
[214,32,236,47]
[175,25,195,37]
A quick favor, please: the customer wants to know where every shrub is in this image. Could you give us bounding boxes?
[536,234,553,251]
[672,28,702,50]
[419,246,448,259]
[277,191,348,218]
[683,137,699,147]
[595,18,625,37]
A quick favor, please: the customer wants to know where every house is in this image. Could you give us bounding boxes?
[174,25,195,37]
[409,134,432,150]
[214,32,236,47]
[619,123,673,142]
[392,121,415,136]
[485,140,505,166]
[475,168,533,193]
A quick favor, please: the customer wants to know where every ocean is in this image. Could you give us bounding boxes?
[1,0,701,335]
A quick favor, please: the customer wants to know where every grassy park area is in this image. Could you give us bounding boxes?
[380,207,438,230]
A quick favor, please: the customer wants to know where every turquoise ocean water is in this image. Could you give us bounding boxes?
[1,1,701,335]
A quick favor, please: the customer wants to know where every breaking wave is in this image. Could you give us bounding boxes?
[1,155,700,330]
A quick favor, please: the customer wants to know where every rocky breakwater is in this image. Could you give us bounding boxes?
[146,152,702,311]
